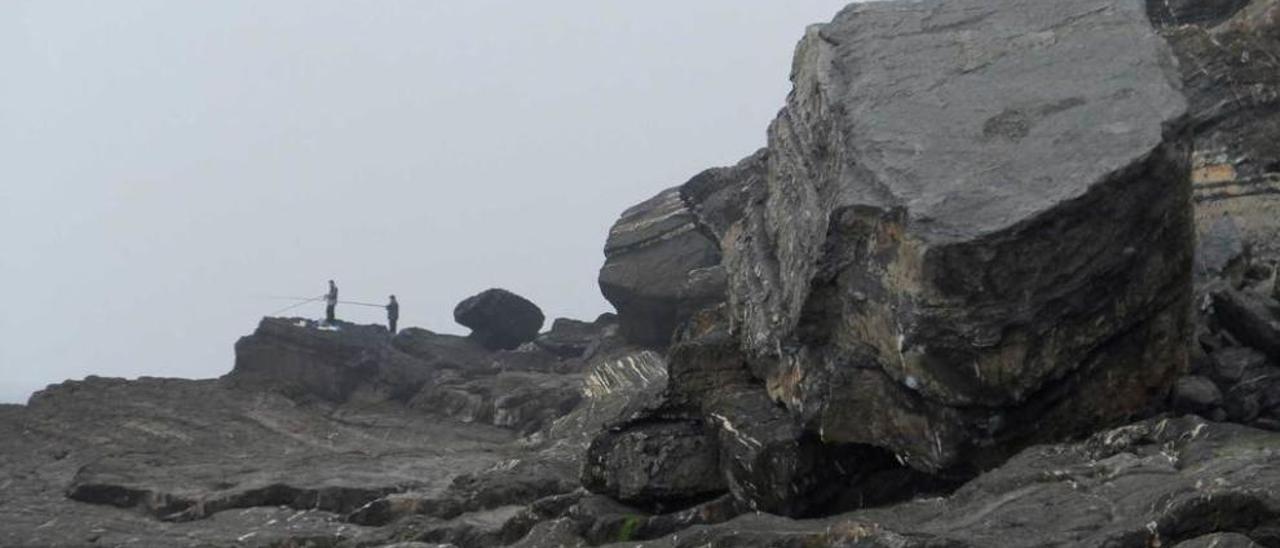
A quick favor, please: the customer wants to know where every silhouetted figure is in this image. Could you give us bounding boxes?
[325,280,339,323]
[387,295,399,334]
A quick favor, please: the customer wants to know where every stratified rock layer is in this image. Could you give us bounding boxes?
[721,0,1193,472]
[598,151,766,347]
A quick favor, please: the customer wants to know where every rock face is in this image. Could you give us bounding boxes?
[718,0,1193,473]
[598,151,766,347]
[454,288,546,350]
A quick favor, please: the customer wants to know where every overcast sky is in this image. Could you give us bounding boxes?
[0,1,854,404]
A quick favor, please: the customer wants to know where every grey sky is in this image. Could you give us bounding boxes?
[0,1,853,404]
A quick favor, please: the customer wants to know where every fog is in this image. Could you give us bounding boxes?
[0,1,854,403]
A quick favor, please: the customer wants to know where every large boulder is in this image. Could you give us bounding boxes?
[718,0,1193,473]
[598,151,766,347]
[453,288,545,351]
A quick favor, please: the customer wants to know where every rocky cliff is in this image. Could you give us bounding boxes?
[3,0,1280,546]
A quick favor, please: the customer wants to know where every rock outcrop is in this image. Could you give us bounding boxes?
[454,288,546,350]
[227,318,432,404]
[587,0,1198,517]
[598,151,766,347]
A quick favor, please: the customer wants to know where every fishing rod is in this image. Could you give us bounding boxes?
[266,296,323,316]
[338,300,388,308]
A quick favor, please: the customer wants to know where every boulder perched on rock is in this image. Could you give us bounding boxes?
[454,289,545,351]
[598,151,766,347]
[718,0,1193,473]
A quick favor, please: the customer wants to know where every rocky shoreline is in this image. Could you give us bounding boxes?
[3,0,1279,546]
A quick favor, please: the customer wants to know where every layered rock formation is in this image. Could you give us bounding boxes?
[588,0,1201,518]
[598,151,766,347]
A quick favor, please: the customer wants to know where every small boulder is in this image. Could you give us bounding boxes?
[1212,289,1280,363]
[1195,215,1247,286]
[1209,346,1268,385]
[1172,376,1224,414]
[454,289,545,351]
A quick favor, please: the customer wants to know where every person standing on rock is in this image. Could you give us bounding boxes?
[324,280,339,324]
[386,295,399,334]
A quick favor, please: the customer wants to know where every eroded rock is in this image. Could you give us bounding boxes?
[598,152,766,347]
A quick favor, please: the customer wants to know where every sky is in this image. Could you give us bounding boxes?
[0,0,855,404]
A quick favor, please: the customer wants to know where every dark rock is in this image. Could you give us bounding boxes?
[392,328,494,373]
[627,417,1280,547]
[453,289,545,351]
[1147,0,1253,26]
[353,348,670,531]
[582,420,726,512]
[3,377,517,547]
[534,317,614,359]
[507,518,587,548]
[1225,390,1263,423]
[1173,375,1225,413]
[1210,346,1269,384]
[1196,215,1249,285]
[1175,533,1263,548]
[598,152,767,347]
[721,0,1192,474]
[708,387,957,518]
[225,317,432,404]
[1213,289,1280,362]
